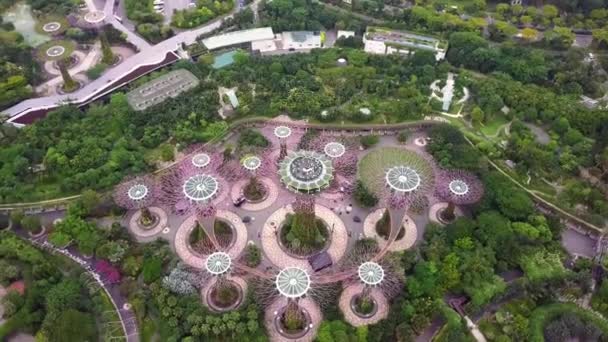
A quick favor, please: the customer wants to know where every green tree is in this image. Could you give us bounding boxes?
[21,215,41,234]
[99,31,116,65]
[49,309,96,342]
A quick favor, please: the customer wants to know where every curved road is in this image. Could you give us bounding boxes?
[3,0,259,124]
[14,228,137,341]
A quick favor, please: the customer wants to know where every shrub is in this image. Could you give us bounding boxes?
[142,257,162,284]
[397,131,409,143]
[21,215,41,234]
[360,135,379,149]
[244,244,261,267]
[238,128,269,149]
[354,181,378,207]
[85,63,108,80]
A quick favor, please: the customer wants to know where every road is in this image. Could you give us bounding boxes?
[3,0,261,124]
[14,227,138,342]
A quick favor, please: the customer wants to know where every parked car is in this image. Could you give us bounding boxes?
[233,196,246,207]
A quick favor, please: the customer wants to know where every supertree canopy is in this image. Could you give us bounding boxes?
[358,147,435,207]
[276,267,311,299]
[435,169,484,222]
[279,150,334,193]
[160,158,224,215]
[113,175,157,210]
[435,170,484,205]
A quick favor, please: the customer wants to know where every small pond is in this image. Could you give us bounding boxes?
[211,50,237,69]
[3,3,50,47]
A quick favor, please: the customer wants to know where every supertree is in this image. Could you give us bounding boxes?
[241,155,268,202]
[202,252,245,311]
[159,156,223,217]
[435,169,484,222]
[113,175,158,227]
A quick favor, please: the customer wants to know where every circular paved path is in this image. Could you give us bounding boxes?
[128,207,167,238]
[339,283,388,326]
[174,210,247,269]
[428,202,463,225]
[261,204,347,271]
[201,275,248,311]
[265,297,322,342]
[363,208,417,252]
[230,177,278,211]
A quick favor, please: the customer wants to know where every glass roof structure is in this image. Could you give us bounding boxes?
[358,262,385,286]
[279,150,334,193]
[385,166,421,192]
[127,184,149,201]
[242,155,262,171]
[192,153,211,168]
[274,126,292,139]
[449,180,469,196]
[183,174,219,202]
[205,252,232,275]
[276,267,311,298]
[324,142,346,158]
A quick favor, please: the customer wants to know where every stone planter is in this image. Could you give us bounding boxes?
[273,306,312,340]
[350,294,378,319]
[206,280,244,313]
[277,220,331,260]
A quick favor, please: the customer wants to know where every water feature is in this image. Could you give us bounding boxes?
[211,50,237,69]
[2,3,50,47]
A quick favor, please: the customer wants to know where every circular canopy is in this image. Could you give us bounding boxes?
[242,155,261,171]
[358,262,385,286]
[324,142,346,158]
[279,150,334,193]
[46,46,65,57]
[385,166,421,192]
[205,252,231,275]
[183,174,219,202]
[42,22,61,32]
[449,180,469,196]
[84,10,106,24]
[276,267,310,298]
[127,184,149,201]
[192,153,211,168]
[274,126,292,139]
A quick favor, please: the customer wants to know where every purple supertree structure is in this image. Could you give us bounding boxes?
[113,175,158,224]
[293,194,315,214]
[159,158,223,216]
[435,169,484,222]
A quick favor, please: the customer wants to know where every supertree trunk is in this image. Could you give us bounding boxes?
[441,202,456,222]
[284,298,305,330]
[140,207,154,225]
[58,58,77,92]
[100,31,116,65]
[278,142,287,163]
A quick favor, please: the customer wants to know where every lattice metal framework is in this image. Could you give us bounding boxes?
[276,267,311,298]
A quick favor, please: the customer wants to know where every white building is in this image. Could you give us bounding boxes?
[203,27,275,50]
[252,31,324,54]
[363,27,447,61]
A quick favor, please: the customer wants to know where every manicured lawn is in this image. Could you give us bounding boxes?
[35,16,69,36]
[35,39,76,62]
[357,146,434,197]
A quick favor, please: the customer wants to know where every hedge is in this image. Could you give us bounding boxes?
[529,303,608,342]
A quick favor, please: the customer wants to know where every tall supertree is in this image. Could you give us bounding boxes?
[58,58,77,92]
[241,155,267,201]
[113,175,158,227]
[435,169,484,222]
[160,154,224,217]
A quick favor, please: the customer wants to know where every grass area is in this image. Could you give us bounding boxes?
[479,116,510,138]
[357,146,435,197]
[35,39,76,61]
[34,16,69,36]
